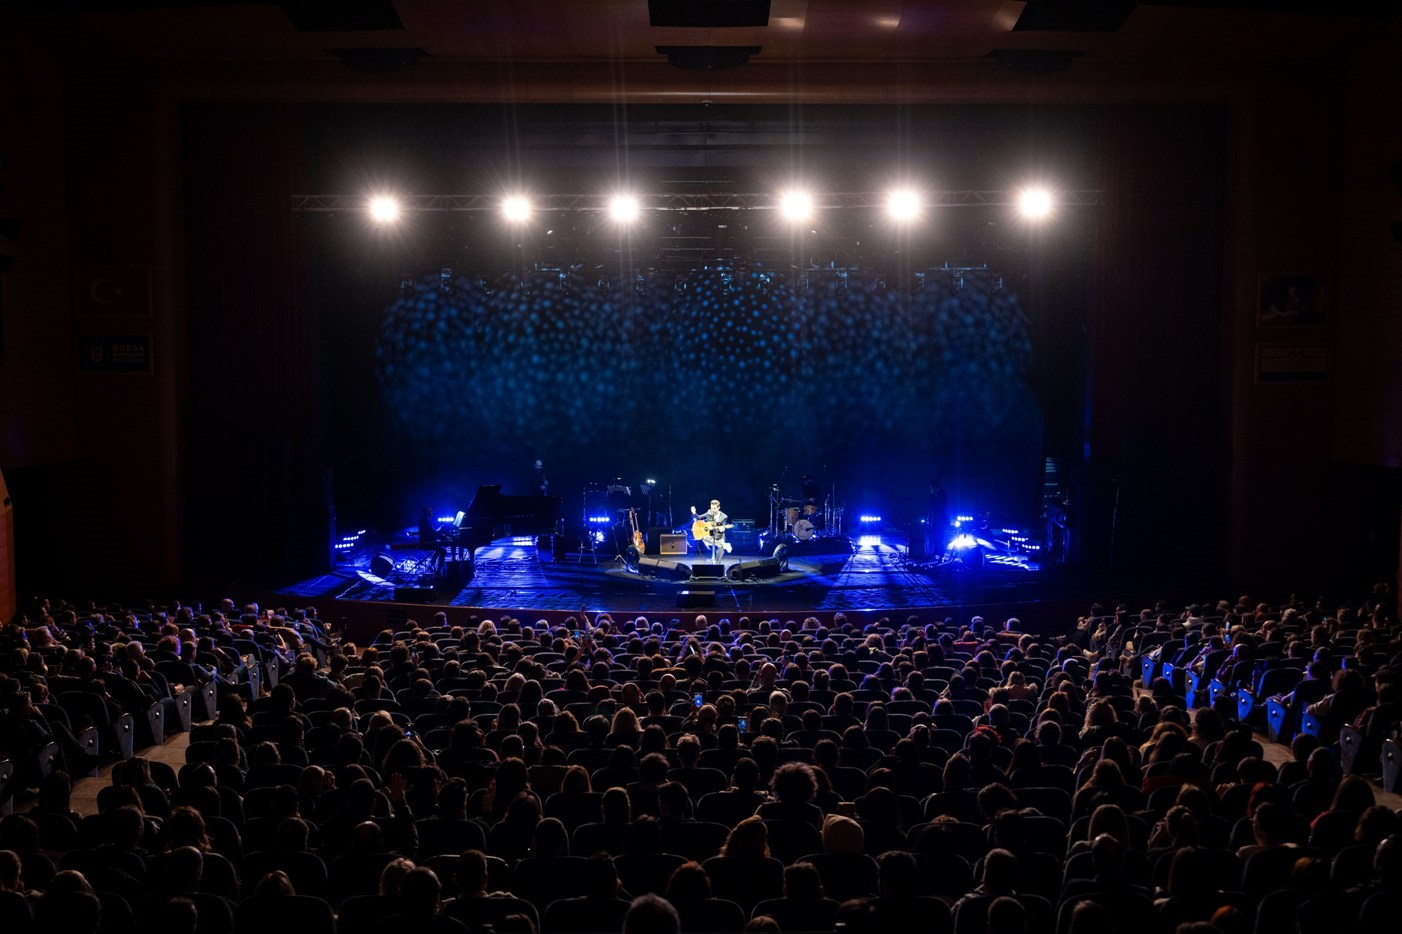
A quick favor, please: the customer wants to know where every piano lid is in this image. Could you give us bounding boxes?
[464,484,561,522]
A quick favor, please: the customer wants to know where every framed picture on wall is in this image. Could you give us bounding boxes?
[1257,272,1328,327]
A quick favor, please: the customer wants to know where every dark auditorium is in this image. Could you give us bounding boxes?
[2,3,1402,934]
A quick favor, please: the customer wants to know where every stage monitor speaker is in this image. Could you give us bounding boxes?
[370,553,395,577]
[726,557,783,581]
[394,586,436,602]
[690,563,725,579]
[677,589,716,608]
[638,555,692,582]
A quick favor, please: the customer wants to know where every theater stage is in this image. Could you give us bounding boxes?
[278,530,1053,622]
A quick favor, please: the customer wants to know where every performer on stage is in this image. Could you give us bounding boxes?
[418,507,444,576]
[690,499,733,561]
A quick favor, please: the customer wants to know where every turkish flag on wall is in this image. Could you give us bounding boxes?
[76,265,152,318]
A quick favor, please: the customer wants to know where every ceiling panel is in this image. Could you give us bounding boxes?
[2,0,1394,70]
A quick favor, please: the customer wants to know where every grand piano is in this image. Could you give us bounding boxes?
[438,484,561,568]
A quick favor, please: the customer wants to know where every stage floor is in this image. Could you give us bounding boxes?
[280,533,1048,615]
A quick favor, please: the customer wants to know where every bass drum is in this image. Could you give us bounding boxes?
[792,519,816,541]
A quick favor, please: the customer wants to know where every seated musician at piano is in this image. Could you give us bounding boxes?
[418,507,444,575]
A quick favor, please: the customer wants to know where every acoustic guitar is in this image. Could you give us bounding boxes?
[629,507,644,553]
[691,518,734,540]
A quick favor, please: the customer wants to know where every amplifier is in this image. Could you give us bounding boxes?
[658,533,689,555]
[690,563,725,579]
[728,530,758,553]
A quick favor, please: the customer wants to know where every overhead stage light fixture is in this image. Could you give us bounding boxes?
[609,194,641,224]
[1017,187,1054,220]
[501,195,532,223]
[368,196,400,223]
[778,189,814,223]
[886,189,921,222]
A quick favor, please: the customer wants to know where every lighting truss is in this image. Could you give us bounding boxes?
[289,190,1104,214]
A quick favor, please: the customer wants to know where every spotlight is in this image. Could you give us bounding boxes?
[886,189,921,222]
[398,275,414,295]
[609,194,641,224]
[778,189,814,224]
[439,267,455,294]
[948,533,978,552]
[368,196,400,223]
[501,195,532,223]
[1017,187,1054,220]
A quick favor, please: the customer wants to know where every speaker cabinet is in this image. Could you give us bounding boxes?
[726,557,783,581]
[690,563,725,580]
[677,589,716,608]
[727,530,759,553]
[638,555,692,582]
[646,528,690,554]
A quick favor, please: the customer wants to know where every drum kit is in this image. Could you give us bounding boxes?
[768,484,843,543]
[784,504,820,540]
